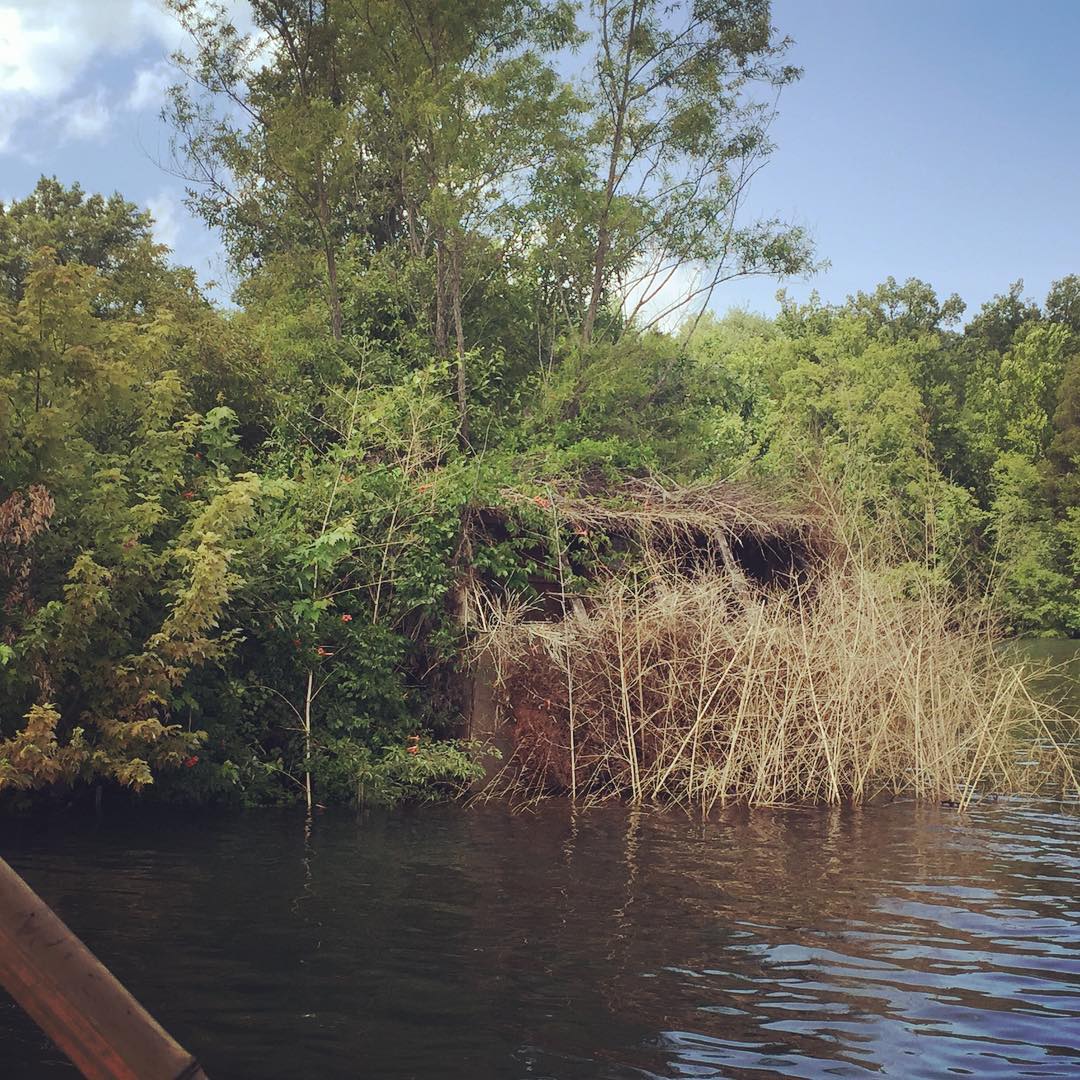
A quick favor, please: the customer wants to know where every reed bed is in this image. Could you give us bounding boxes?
[471,519,1076,809]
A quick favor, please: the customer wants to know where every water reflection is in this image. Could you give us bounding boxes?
[1014,638,1080,719]
[2,799,1079,1078]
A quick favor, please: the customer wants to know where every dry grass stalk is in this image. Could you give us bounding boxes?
[470,513,1076,809]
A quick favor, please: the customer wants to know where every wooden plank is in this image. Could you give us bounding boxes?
[0,856,208,1080]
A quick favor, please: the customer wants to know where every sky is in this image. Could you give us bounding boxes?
[1,0,1078,321]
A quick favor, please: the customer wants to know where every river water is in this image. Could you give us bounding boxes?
[2,797,1080,1079]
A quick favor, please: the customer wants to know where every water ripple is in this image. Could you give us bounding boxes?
[1,799,1078,1078]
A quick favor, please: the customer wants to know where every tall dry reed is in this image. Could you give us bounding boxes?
[471,538,1076,809]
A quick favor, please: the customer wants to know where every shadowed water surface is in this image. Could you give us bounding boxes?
[1,798,1079,1079]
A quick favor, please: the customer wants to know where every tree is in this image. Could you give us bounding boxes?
[1046,354,1080,509]
[344,0,577,441]
[168,0,371,342]
[219,360,483,807]
[0,246,263,795]
[1046,274,1080,334]
[0,177,175,313]
[846,276,965,342]
[685,309,783,471]
[988,452,1073,634]
[570,0,814,343]
[168,0,577,441]
[964,281,1040,354]
[962,322,1072,488]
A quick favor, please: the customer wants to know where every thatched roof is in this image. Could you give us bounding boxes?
[484,477,835,591]
[513,476,817,536]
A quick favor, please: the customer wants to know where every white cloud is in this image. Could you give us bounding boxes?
[61,87,110,141]
[0,3,166,98]
[619,257,707,333]
[0,1,256,151]
[0,7,78,97]
[127,61,172,111]
[0,95,22,151]
[146,189,179,248]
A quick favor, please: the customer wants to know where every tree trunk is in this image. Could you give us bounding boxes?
[451,242,469,445]
[434,236,450,358]
[581,0,641,345]
[581,223,612,345]
[318,185,343,342]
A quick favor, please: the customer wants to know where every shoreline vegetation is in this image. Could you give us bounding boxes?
[471,484,1078,809]
[2,1,1080,812]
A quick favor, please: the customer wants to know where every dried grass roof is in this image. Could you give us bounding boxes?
[498,477,832,556]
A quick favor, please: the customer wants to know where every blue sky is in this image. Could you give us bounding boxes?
[729,0,1080,317]
[1,0,1078,320]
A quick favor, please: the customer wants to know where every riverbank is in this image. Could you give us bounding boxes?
[471,505,1080,808]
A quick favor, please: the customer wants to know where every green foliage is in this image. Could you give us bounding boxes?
[687,278,1080,631]
[523,333,725,477]
[0,177,169,309]
[4,5,1080,810]
[311,736,488,806]
[568,0,816,343]
[0,191,266,800]
[988,453,1073,634]
[1046,354,1080,508]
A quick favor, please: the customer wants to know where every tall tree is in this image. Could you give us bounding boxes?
[571,0,814,343]
[347,0,576,440]
[1046,274,1080,334]
[167,0,576,438]
[167,0,374,341]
